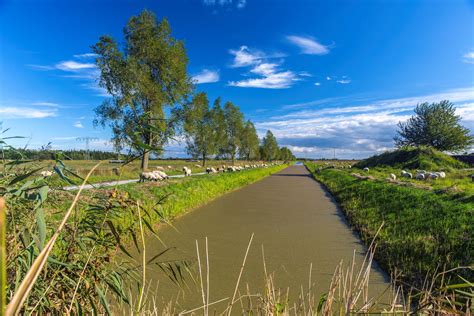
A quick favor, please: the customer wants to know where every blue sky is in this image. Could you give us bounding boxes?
[1,0,473,158]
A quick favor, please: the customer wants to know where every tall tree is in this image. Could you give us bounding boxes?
[222,101,244,165]
[278,146,295,161]
[183,92,216,166]
[92,10,193,170]
[210,97,226,159]
[261,130,279,161]
[239,120,260,161]
[395,101,473,152]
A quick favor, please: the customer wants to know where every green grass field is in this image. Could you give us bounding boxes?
[305,161,474,291]
[10,159,262,186]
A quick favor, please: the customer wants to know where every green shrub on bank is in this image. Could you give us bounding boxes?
[354,146,466,170]
[305,162,473,289]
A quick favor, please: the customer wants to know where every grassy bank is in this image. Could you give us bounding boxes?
[305,162,473,291]
[6,163,287,314]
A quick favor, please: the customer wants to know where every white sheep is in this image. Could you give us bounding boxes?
[415,173,425,180]
[389,173,397,180]
[206,167,217,174]
[438,171,446,179]
[155,170,168,179]
[195,164,201,168]
[40,170,53,177]
[363,167,369,172]
[183,166,192,177]
[140,172,153,182]
[155,166,165,171]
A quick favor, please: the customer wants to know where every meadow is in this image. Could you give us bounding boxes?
[305,160,473,303]
[3,159,287,314]
[9,159,258,186]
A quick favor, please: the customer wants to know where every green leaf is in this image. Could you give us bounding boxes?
[36,208,46,250]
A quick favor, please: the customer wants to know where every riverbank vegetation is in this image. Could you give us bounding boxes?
[305,158,473,308]
[2,149,287,314]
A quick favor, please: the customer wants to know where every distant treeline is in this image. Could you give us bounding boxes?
[452,154,474,166]
[1,148,120,160]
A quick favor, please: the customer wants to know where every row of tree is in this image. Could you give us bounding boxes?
[93,10,294,169]
[182,92,295,166]
[1,149,119,161]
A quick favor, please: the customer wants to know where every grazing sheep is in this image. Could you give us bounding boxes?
[415,173,425,180]
[155,166,165,171]
[389,173,397,180]
[155,170,168,179]
[195,164,201,168]
[40,170,53,177]
[183,166,192,177]
[206,167,217,174]
[167,165,173,169]
[363,167,369,172]
[428,172,439,180]
[139,172,153,182]
[438,171,446,179]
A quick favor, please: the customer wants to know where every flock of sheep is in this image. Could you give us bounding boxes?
[362,167,447,181]
[140,162,277,182]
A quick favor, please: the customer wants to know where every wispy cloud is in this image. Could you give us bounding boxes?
[203,0,246,9]
[73,121,84,128]
[314,82,321,86]
[192,69,220,84]
[336,79,351,84]
[28,54,106,97]
[256,87,474,158]
[229,46,266,67]
[30,102,61,107]
[463,51,474,64]
[73,53,98,59]
[0,107,57,119]
[228,46,299,89]
[286,35,330,55]
[55,61,96,71]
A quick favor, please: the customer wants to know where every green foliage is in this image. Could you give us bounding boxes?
[92,10,193,170]
[220,101,245,164]
[354,146,467,170]
[239,120,260,160]
[395,100,474,152]
[278,146,296,161]
[182,92,218,165]
[306,162,474,291]
[2,148,120,160]
[261,130,279,161]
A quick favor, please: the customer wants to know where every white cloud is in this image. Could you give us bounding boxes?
[236,0,246,8]
[286,35,330,55]
[336,79,351,84]
[55,61,96,71]
[73,121,84,128]
[73,53,98,59]
[314,82,321,86]
[30,102,60,107]
[463,51,474,64]
[202,0,246,9]
[255,87,474,159]
[229,69,298,89]
[229,46,265,67]
[0,107,57,119]
[228,46,299,89]
[326,76,331,80]
[192,69,220,84]
[299,71,312,77]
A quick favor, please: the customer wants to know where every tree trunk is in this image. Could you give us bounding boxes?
[231,153,235,166]
[141,150,149,171]
[202,153,206,167]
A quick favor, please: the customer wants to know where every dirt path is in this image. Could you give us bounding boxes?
[127,165,390,312]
